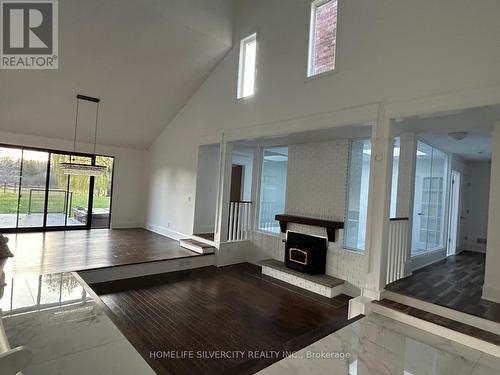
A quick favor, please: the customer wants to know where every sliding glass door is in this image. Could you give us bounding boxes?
[0,147,22,228]
[65,156,92,227]
[46,154,92,227]
[91,156,113,229]
[0,144,114,232]
[411,141,449,255]
[47,153,71,227]
[17,150,50,228]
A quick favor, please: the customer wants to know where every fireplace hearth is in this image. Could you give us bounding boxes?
[284,231,327,274]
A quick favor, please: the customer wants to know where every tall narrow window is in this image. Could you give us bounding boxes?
[258,147,288,233]
[344,139,371,251]
[390,137,401,218]
[308,0,338,77]
[237,33,257,99]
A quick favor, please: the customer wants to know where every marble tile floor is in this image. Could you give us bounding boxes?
[0,270,154,375]
[259,314,500,375]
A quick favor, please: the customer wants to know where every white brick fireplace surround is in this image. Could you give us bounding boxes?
[251,139,365,296]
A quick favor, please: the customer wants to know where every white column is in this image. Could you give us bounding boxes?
[482,122,500,302]
[363,104,394,299]
[214,139,233,244]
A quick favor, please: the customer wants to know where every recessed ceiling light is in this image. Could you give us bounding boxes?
[448,132,468,140]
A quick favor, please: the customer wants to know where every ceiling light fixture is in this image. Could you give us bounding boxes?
[60,94,107,176]
[448,132,468,141]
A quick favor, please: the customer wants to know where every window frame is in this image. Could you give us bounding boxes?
[307,0,338,78]
[256,146,289,235]
[343,138,371,253]
[237,33,258,99]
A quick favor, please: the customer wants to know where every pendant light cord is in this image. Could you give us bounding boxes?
[93,101,100,156]
[72,98,80,155]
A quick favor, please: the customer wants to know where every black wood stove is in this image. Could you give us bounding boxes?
[284,231,327,274]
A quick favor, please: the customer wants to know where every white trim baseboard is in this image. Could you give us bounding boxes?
[111,221,144,229]
[482,284,500,304]
[144,223,188,240]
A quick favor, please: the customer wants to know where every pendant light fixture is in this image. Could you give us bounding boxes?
[60,94,107,176]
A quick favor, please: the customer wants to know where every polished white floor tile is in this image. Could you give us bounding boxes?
[1,270,154,374]
[258,314,500,375]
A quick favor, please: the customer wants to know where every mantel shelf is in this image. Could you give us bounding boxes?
[274,214,344,242]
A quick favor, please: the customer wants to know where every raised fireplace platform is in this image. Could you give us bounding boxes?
[260,259,344,298]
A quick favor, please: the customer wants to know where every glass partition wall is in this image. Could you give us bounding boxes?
[258,147,288,233]
[0,145,114,232]
[411,141,449,255]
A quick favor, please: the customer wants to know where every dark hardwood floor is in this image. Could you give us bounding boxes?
[91,263,354,375]
[4,228,202,275]
[386,251,500,322]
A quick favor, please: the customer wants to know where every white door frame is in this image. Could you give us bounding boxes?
[447,170,461,256]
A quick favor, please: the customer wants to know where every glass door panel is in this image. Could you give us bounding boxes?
[17,150,49,228]
[411,141,448,255]
[1,145,113,231]
[91,156,113,229]
[67,156,92,227]
[426,147,448,250]
[46,153,70,227]
[411,142,433,255]
[0,147,22,228]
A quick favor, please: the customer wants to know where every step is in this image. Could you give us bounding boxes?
[78,254,215,284]
[372,299,500,358]
[383,290,500,336]
[179,238,216,254]
[260,259,344,298]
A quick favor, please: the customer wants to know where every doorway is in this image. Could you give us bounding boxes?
[411,141,449,255]
[230,165,244,201]
[193,144,221,240]
[447,170,461,256]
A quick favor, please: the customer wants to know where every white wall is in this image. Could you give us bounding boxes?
[483,125,500,302]
[146,0,500,240]
[465,161,491,252]
[0,130,147,228]
[193,144,220,234]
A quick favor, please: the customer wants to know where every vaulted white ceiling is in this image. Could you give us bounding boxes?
[0,0,233,149]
